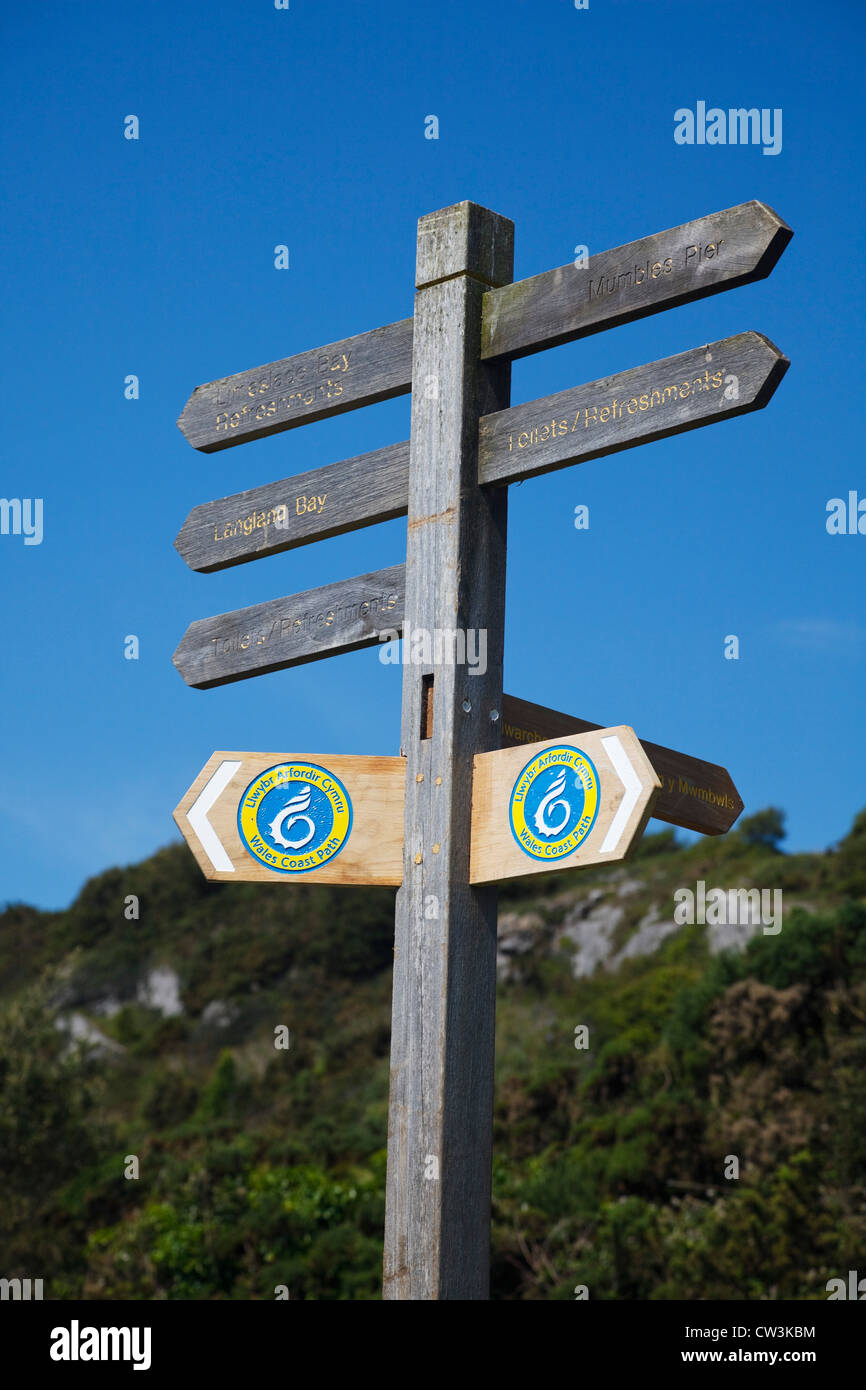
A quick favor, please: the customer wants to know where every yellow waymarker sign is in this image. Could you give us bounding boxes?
[469,727,660,885]
[174,751,405,886]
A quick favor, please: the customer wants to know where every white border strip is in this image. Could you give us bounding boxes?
[599,736,640,854]
[187,759,242,872]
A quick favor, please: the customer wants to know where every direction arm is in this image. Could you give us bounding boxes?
[481,200,792,360]
[175,441,410,572]
[177,317,413,452]
[479,331,789,488]
[172,564,406,689]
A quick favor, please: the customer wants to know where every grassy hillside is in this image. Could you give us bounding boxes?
[1,806,865,1299]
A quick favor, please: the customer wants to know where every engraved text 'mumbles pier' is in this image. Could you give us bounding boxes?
[481,200,791,360]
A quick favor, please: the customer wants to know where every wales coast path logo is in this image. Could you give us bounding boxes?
[508,744,599,860]
[237,762,353,873]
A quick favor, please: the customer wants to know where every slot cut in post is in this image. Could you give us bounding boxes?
[420,674,434,739]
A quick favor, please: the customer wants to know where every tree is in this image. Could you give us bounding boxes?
[739,807,786,851]
[0,969,110,1269]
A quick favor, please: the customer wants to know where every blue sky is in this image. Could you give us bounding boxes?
[1,0,864,909]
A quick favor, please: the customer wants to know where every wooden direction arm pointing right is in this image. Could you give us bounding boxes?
[481,200,792,360]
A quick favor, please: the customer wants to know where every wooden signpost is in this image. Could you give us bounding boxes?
[171,197,791,1300]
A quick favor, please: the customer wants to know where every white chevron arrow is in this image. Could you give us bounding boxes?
[599,734,642,854]
[186,759,242,872]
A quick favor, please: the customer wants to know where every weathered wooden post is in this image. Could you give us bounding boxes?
[383,202,514,1300]
[172,196,791,1301]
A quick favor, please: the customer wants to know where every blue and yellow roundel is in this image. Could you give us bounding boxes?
[237,762,352,874]
[508,745,599,861]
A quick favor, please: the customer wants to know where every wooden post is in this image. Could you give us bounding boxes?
[383,202,513,1300]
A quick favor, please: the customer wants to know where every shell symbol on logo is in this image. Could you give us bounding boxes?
[268,785,316,850]
[532,769,571,837]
